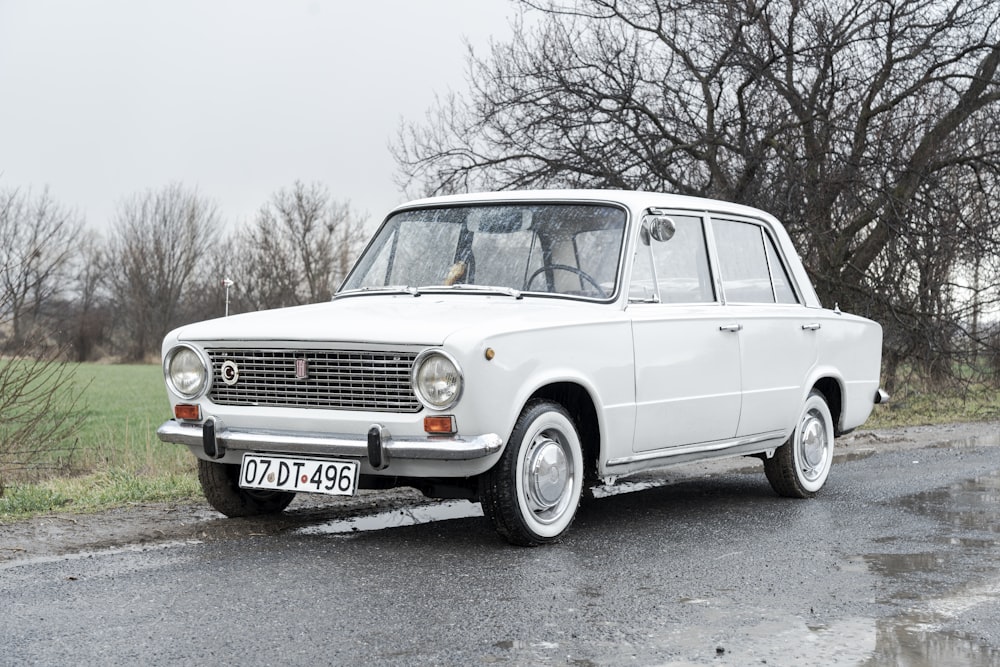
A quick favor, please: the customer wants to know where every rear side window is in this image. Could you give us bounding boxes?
[713,219,798,304]
[765,234,798,304]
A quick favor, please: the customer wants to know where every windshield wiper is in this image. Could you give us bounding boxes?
[333,285,421,300]
[421,284,523,299]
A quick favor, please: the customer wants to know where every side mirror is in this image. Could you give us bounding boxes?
[643,215,676,242]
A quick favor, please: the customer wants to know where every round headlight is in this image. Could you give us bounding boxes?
[412,350,463,410]
[164,345,210,399]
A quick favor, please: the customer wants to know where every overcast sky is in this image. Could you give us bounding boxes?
[0,0,515,232]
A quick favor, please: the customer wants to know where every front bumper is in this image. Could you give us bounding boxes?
[156,419,504,470]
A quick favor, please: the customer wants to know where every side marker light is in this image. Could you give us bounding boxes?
[174,404,201,421]
[424,415,457,434]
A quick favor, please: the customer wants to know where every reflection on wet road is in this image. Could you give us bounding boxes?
[861,469,1000,666]
[296,500,484,535]
[294,480,674,536]
[236,438,1000,664]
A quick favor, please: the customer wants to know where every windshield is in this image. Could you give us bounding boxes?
[341,203,627,300]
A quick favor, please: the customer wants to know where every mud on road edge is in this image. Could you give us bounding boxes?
[2,420,997,566]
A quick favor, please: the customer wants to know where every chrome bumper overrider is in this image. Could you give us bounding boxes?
[156,419,504,464]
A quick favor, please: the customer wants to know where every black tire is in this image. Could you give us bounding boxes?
[764,390,834,498]
[197,458,295,517]
[480,400,584,546]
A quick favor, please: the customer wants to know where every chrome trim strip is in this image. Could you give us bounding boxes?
[606,431,785,467]
[156,420,503,461]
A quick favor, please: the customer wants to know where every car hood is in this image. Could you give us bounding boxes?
[171,293,614,347]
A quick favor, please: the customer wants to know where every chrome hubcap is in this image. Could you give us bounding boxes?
[524,431,573,521]
[799,409,828,481]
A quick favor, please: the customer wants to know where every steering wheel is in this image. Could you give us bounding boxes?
[525,264,607,298]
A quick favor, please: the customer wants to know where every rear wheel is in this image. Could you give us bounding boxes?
[480,400,584,546]
[764,390,834,498]
[197,459,295,517]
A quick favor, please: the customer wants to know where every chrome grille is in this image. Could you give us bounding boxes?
[207,348,421,413]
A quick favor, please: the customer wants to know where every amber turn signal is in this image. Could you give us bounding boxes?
[174,404,201,421]
[424,415,456,434]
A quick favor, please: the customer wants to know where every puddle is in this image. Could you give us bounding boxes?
[858,470,1000,664]
[837,448,877,462]
[864,472,1000,587]
[590,479,669,498]
[930,433,1000,450]
[897,472,1000,539]
[630,607,1000,666]
[291,478,681,537]
[0,540,203,571]
[294,479,679,536]
[863,614,1000,666]
[295,500,483,536]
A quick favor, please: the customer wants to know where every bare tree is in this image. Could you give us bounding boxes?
[51,230,114,362]
[0,187,84,351]
[0,331,85,489]
[395,0,1000,388]
[105,184,221,361]
[228,181,367,312]
[178,234,237,322]
[0,187,86,486]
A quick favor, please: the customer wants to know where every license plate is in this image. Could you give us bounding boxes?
[239,454,359,496]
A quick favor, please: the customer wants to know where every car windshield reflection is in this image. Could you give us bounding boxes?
[340,203,627,300]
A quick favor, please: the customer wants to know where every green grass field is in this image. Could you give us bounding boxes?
[1,363,200,520]
[69,363,190,473]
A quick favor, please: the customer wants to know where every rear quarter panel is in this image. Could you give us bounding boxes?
[812,312,884,431]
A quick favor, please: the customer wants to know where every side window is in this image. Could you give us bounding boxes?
[764,233,798,304]
[713,219,776,303]
[630,214,714,303]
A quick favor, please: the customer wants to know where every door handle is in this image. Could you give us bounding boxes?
[719,324,743,332]
[801,323,821,331]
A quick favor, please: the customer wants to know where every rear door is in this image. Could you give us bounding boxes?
[710,217,818,436]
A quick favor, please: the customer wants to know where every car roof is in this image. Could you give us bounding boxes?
[393,189,779,223]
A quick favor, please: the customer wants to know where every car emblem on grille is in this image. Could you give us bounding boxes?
[221,360,240,386]
[295,358,309,380]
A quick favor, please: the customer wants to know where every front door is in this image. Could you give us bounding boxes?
[629,212,741,452]
[631,306,742,451]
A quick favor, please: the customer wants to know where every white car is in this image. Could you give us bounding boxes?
[157,190,885,546]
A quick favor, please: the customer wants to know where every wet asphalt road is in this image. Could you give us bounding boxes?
[4,435,1000,666]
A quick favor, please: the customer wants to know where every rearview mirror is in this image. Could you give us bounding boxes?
[643,215,676,242]
[467,208,532,233]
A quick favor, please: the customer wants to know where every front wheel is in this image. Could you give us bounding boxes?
[480,400,584,546]
[198,459,295,517]
[764,390,835,498]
